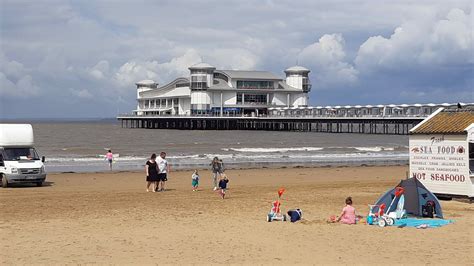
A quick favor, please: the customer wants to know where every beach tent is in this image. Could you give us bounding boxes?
[374,178,443,218]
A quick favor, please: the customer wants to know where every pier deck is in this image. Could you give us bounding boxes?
[117,115,424,134]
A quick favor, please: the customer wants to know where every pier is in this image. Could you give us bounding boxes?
[117,115,423,135]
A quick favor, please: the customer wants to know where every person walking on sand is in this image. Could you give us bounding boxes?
[156,152,170,192]
[218,174,229,199]
[105,150,113,170]
[145,153,159,192]
[210,157,223,191]
[191,169,200,191]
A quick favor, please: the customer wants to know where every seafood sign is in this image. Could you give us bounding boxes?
[409,134,471,196]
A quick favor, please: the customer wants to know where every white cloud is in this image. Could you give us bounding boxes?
[210,48,259,70]
[0,73,40,98]
[355,8,473,72]
[113,49,202,88]
[298,34,358,89]
[87,60,110,80]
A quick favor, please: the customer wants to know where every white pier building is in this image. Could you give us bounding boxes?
[134,63,311,116]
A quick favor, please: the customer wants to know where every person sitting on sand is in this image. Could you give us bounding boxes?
[218,174,229,199]
[336,197,356,224]
[192,169,199,191]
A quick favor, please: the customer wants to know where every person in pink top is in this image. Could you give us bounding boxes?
[337,197,356,224]
[105,150,113,170]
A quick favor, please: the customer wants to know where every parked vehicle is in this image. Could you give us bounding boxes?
[0,124,46,187]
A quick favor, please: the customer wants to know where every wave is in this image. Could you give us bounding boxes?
[223,146,406,153]
[224,147,324,153]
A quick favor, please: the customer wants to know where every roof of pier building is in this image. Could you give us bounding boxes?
[284,65,310,74]
[217,70,281,80]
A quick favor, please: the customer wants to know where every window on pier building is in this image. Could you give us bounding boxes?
[213,72,229,82]
[191,82,208,90]
[176,83,189,88]
[237,93,267,104]
[237,80,273,90]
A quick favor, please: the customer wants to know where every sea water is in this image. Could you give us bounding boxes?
[29,120,408,173]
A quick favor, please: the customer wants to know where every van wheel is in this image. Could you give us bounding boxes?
[36,182,43,187]
[1,175,8,188]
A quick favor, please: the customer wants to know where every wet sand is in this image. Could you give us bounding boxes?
[1,166,473,265]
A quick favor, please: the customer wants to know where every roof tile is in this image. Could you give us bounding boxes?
[411,108,474,134]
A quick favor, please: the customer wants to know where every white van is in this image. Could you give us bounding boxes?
[0,124,47,187]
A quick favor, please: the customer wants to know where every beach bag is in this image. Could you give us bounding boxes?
[422,201,434,218]
[287,209,302,222]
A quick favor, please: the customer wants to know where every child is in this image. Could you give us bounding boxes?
[105,150,113,171]
[191,170,199,191]
[218,174,229,199]
[336,196,356,224]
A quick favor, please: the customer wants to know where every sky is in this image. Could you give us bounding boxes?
[0,0,473,119]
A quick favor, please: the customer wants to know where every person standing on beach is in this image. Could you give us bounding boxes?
[105,150,113,171]
[210,157,223,191]
[145,153,159,192]
[191,169,200,191]
[156,152,170,192]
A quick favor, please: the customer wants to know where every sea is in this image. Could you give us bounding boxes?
[27,120,409,173]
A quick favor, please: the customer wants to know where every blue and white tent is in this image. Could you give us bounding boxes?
[374,177,443,218]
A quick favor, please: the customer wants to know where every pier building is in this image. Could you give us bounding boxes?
[119,63,474,134]
[134,63,311,116]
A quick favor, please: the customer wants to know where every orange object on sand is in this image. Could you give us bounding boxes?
[278,188,285,198]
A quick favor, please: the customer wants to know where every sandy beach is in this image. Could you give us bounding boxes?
[1,165,473,265]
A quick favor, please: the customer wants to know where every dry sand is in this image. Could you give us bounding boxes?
[1,166,473,265]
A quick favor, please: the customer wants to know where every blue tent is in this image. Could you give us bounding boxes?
[374,177,443,218]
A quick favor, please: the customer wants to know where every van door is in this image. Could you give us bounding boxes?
[0,151,6,173]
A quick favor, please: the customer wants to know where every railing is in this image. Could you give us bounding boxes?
[117,113,428,119]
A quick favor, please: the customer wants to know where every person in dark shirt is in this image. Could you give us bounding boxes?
[145,153,159,192]
[218,175,229,199]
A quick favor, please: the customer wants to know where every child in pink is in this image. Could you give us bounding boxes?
[337,197,356,224]
[105,150,113,170]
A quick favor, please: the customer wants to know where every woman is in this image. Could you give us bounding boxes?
[145,153,159,192]
[210,157,223,191]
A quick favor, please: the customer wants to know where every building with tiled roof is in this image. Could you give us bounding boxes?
[409,107,474,198]
[410,108,474,134]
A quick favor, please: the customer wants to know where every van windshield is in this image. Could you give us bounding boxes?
[3,148,40,161]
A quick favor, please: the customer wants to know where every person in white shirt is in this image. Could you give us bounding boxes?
[156,152,170,192]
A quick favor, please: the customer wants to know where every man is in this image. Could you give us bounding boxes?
[156,152,170,192]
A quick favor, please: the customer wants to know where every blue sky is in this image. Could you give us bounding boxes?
[0,0,473,118]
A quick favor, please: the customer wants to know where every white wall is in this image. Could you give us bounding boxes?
[292,93,308,107]
[272,93,288,106]
[223,92,236,105]
[286,75,303,90]
[409,134,472,197]
[179,98,191,115]
[191,91,211,105]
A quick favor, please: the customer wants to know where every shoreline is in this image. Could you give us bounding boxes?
[47,160,410,174]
